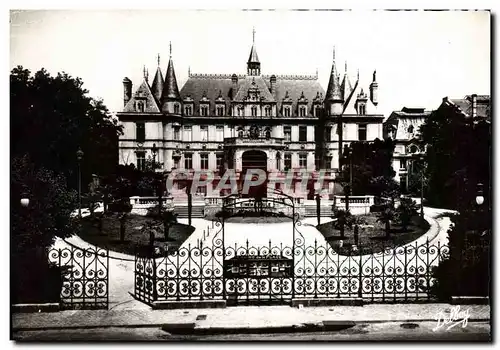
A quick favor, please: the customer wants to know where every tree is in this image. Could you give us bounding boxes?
[10,66,123,196]
[11,155,78,251]
[396,197,418,231]
[420,101,491,211]
[11,155,78,303]
[377,206,395,238]
[338,138,397,196]
[162,211,178,241]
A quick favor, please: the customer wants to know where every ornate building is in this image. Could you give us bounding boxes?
[117,32,384,199]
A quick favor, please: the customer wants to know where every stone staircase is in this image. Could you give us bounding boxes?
[173,205,205,218]
[303,205,332,217]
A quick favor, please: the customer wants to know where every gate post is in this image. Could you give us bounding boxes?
[292,200,296,300]
[152,255,158,302]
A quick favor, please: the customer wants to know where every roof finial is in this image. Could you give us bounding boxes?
[345,61,347,73]
[252,27,255,44]
[316,67,318,78]
[157,53,160,66]
[169,41,172,58]
[333,46,336,61]
[357,68,360,80]
[373,70,377,82]
[188,66,191,76]
[143,65,147,79]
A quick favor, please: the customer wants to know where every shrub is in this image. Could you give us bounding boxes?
[108,199,132,213]
[396,197,419,231]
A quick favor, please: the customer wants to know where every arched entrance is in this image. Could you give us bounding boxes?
[241,150,267,198]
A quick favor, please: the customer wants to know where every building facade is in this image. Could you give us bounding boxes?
[383,107,431,190]
[117,34,384,200]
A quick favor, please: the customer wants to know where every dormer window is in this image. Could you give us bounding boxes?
[136,101,145,112]
[216,105,225,116]
[358,104,366,115]
[315,106,321,117]
[283,106,291,117]
[174,104,180,114]
[200,105,209,116]
[264,106,271,117]
[184,105,193,116]
[299,106,307,117]
[251,106,257,117]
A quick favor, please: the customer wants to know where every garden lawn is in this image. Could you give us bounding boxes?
[78,213,195,257]
[316,214,430,256]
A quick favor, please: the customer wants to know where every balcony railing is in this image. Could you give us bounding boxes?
[224,136,284,147]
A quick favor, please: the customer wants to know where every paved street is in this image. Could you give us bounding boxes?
[12,321,491,341]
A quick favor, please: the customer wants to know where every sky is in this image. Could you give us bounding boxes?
[9,10,491,118]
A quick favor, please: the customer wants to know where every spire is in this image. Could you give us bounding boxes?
[151,64,164,103]
[157,53,160,66]
[325,46,342,101]
[340,60,353,100]
[247,28,260,75]
[162,43,181,101]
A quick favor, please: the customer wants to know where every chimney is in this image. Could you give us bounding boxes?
[231,74,238,100]
[123,77,132,106]
[270,75,277,96]
[471,94,477,118]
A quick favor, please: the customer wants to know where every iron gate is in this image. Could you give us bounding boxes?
[133,194,467,306]
[48,245,109,310]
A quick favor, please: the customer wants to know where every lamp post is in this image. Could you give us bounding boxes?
[152,143,157,171]
[420,155,425,217]
[76,148,84,218]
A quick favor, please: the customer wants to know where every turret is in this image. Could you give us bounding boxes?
[161,42,182,114]
[324,47,343,116]
[123,77,132,106]
[369,70,378,106]
[247,28,261,76]
[151,53,164,104]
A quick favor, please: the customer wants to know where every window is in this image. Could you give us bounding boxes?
[299,106,306,117]
[299,154,307,168]
[173,158,179,169]
[184,125,192,142]
[265,127,271,139]
[136,122,145,142]
[216,125,224,142]
[200,125,208,141]
[326,126,332,142]
[299,126,307,142]
[407,125,414,134]
[265,106,271,117]
[174,104,180,114]
[409,144,418,154]
[237,106,243,117]
[200,153,209,170]
[136,151,145,171]
[185,105,192,116]
[358,124,367,141]
[284,153,292,170]
[217,105,224,116]
[283,106,291,117]
[200,105,208,116]
[173,126,180,140]
[251,106,257,117]
[196,185,207,196]
[359,104,366,115]
[216,153,223,170]
[400,158,407,170]
[315,106,321,117]
[136,101,145,112]
[184,153,193,169]
[284,126,291,142]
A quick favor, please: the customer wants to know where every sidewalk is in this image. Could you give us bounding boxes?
[12,304,490,332]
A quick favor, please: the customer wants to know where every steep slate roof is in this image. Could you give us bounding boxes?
[342,80,381,115]
[248,44,260,63]
[340,62,353,100]
[180,75,238,116]
[150,66,164,104]
[449,95,490,119]
[162,58,181,101]
[264,76,325,116]
[123,79,161,113]
[234,76,274,102]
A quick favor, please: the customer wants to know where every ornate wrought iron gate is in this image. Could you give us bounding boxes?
[133,194,455,306]
[49,246,109,310]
